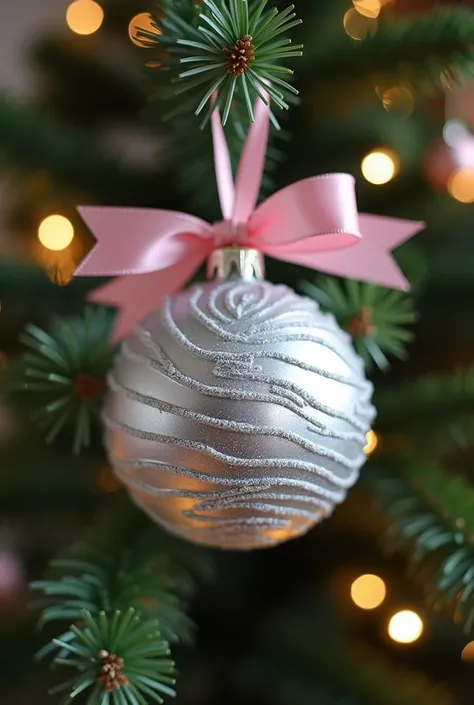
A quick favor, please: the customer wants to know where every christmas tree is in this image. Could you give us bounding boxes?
[1,0,474,703]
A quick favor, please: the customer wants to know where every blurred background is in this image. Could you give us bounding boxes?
[2,1,474,704]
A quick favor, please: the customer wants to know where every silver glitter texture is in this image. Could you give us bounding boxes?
[104,280,375,550]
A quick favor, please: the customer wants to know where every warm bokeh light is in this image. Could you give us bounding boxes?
[461,641,474,662]
[353,0,381,18]
[388,610,424,644]
[364,429,379,456]
[343,8,377,40]
[381,84,415,118]
[98,466,122,493]
[443,119,467,147]
[38,215,74,251]
[46,262,75,286]
[351,574,386,610]
[448,168,474,203]
[361,149,398,185]
[129,12,161,47]
[66,0,104,35]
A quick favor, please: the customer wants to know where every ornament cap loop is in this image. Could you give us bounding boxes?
[207,247,265,281]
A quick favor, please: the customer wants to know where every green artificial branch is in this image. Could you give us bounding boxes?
[49,608,175,705]
[240,647,452,705]
[30,531,200,704]
[15,308,116,454]
[32,543,195,649]
[375,369,474,451]
[239,600,453,705]
[301,277,416,370]
[144,0,291,211]
[31,36,145,123]
[149,0,302,127]
[366,461,474,633]
[0,93,157,206]
[312,7,474,92]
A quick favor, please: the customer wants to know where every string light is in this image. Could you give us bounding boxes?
[129,12,161,47]
[448,169,474,203]
[66,0,104,36]
[364,429,379,456]
[343,8,377,41]
[361,149,398,185]
[388,610,424,644]
[38,215,74,251]
[351,574,386,610]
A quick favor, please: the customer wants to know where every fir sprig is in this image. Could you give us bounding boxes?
[145,0,291,211]
[367,461,474,633]
[32,543,195,647]
[154,0,303,127]
[301,278,417,371]
[16,308,115,454]
[50,608,175,705]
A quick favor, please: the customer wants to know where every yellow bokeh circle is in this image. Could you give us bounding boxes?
[351,574,387,610]
[388,610,424,644]
[38,215,75,251]
[66,0,104,36]
[362,150,398,185]
[448,169,474,203]
[129,12,161,48]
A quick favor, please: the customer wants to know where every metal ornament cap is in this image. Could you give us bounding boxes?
[207,247,265,281]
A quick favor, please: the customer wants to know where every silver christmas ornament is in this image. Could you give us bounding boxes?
[104,248,375,550]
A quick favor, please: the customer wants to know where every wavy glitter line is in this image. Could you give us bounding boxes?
[108,371,367,449]
[104,414,361,487]
[110,456,347,502]
[132,332,373,434]
[122,338,373,442]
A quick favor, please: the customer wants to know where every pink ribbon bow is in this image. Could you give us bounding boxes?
[75,98,423,340]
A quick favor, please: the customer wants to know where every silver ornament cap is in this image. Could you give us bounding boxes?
[206,247,265,281]
[104,246,375,550]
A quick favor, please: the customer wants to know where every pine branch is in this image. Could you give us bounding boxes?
[0,93,169,207]
[366,461,474,633]
[32,542,195,646]
[144,0,292,212]
[149,0,302,127]
[312,7,474,92]
[239,601,453,705]
[375,369,474,451]
[0,261,99,330]
[49,608,175,705]
[29,502,206,705]
[301,277,417,371]
[241,648,452,705]
[13,308,116,454]
[312,7,474,89]
[31,36,145,124]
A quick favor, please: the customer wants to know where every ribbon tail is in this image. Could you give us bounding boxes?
[76,206,212,276]
[88,254,204,341]
[264,215,424,290]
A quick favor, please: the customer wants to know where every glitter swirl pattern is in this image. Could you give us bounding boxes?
[104,281,375,550]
